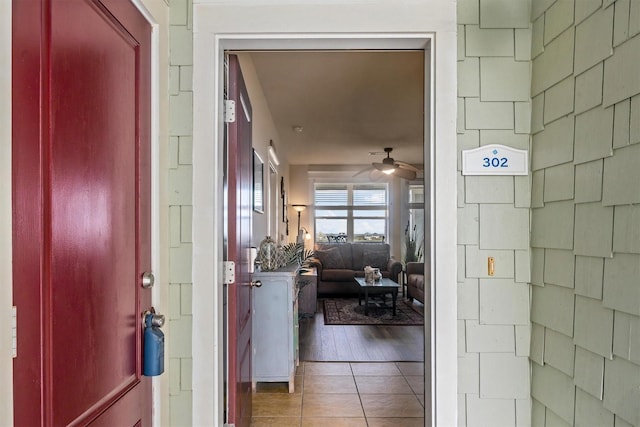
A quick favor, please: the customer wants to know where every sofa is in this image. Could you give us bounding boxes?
[406,262,425,304]
[309,243,403,296]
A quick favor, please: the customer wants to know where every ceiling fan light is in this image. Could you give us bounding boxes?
[381,162,398,171]
[372,162,398,173]
[368,148,418,179]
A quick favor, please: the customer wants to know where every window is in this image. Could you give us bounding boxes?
[404,184,425,261]
[314,183,388,243]
[408,184,424,228]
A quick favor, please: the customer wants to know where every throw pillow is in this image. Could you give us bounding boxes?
[314,247,346,269]
[362,250,388,270]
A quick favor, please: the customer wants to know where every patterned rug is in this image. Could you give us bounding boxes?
[323,298,424,326]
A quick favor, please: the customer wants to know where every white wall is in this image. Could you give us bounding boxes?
[289,164,311,245]
[192,1,458,425]
[236,54,289,248]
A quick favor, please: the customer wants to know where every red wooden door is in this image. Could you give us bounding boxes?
[225,54,254,427]
[12,0,153,425]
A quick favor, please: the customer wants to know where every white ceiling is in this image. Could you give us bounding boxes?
[246,50,425,167]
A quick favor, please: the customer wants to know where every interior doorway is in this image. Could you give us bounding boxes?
[192,29,458,427]
[238,48,427,425]
[234,40,432,425]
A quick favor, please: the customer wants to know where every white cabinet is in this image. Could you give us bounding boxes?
[251,266,299,392]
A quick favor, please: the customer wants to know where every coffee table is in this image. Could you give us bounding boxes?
[354,277,400,316]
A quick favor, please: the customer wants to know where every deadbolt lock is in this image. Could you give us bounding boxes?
[141,271,155,288]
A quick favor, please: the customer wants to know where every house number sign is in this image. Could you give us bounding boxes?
[462,144,528,176]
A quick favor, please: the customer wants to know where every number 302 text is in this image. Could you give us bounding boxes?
[482,157,508,168]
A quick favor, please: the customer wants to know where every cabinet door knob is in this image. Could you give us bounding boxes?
[251,280,263,288]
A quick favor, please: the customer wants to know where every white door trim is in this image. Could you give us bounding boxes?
[128,2,167,425]
[0,1,13,424]
[192,3,458,426]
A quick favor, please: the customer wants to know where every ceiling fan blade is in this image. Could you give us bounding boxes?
[395,161,422,172]
[353,165,374,177]
[393,167,417,180]
[368,169,386,181]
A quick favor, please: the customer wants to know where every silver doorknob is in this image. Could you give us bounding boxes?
[148,313,165,328]
[251,280,262,288]
[142,309,165,327]
[141,271,155,288]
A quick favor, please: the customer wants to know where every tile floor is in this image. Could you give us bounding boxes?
[251,361,425,426]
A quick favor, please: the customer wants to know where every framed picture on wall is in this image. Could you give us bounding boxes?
[253,149,264,213]
[284,193,289,235]
[280,177,286,222]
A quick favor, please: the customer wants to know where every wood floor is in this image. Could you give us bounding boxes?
[299,298,425,362]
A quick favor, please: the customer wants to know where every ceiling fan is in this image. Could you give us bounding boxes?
[355,147,421,181]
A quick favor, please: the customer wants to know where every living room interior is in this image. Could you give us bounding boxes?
[238,50,428,422]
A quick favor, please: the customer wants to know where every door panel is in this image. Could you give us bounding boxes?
[12,0,152,425]
[225,54,253,427]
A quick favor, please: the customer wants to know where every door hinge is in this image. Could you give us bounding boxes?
[12,306,17,358]
[224,100,236,123]
[223,261,235,284]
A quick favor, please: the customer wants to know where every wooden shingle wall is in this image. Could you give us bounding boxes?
[457,0,533,425]
[168,0,194,424]
[166,0,640,425]
[459,0,640,424]
[529,0,640,426]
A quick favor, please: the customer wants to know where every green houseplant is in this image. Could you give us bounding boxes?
[404,222,423,264]
[281,242,315,270]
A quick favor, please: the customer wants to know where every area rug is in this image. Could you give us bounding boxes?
[323,298,423,326]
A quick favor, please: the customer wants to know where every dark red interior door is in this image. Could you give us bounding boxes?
[225,54,254,427]
[12,0,152,425]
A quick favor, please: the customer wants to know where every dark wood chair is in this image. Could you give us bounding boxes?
[326,233,347,243]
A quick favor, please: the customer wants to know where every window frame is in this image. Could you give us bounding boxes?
[314,182,389,243]
[404,182,425,261]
